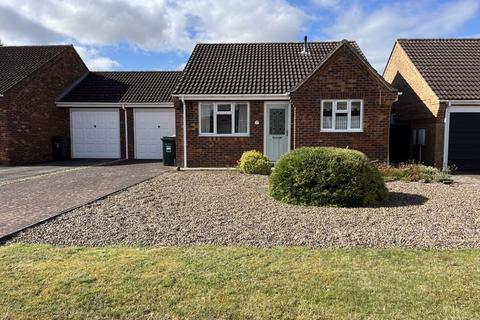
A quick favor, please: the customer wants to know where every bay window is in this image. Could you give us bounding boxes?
[321,100,363,132]
[199,102,249,136]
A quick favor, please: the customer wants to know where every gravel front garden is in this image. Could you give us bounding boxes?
[9,170,480,248]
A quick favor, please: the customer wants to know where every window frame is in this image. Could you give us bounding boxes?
[198,102,250,137]
[320,99,363,132]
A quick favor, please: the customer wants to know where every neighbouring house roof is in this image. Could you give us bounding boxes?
[397,39,480,100]
[0,45,71,94]
[174,41,389,95]
[59,71,183,103]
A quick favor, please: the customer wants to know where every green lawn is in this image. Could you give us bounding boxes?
[1,244,480,319]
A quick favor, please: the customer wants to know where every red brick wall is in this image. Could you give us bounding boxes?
[0,96,9,162]
[175,45,397,167]
[291,45,397,162]
[175,99,264,167]
[0,48,87,164]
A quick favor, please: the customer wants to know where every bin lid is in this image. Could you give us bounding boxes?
[161,135,176,141]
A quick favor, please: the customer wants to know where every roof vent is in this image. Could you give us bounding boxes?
[301,35,310,56]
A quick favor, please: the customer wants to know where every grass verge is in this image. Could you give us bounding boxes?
[1,244,480,319]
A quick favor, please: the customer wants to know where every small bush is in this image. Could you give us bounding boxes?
[238,150,272,175]
[269,147,388,207]
[376,163,451,183]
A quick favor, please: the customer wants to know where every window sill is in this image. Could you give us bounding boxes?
[320,129,363,133]
[199,134,251,137]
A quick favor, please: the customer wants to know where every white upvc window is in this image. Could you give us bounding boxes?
[321,99,363,132]
[199,102,250,136]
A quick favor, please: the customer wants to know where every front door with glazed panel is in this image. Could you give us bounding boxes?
[265,103,289,161]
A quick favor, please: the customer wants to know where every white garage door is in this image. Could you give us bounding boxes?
[134,109,175,159]
[71,109,120,159]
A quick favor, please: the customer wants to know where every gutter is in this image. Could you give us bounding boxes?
[181,95,187,168]
[172,93,290,101]
[56,102,174,108]
[439,99,480,105]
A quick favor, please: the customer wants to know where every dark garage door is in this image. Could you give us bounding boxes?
[448,113,480,171]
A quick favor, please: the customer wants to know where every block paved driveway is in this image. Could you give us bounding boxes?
[0,160,168,239]
[0,159,106,184]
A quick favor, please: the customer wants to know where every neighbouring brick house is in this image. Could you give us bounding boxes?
[173,40,398,167]
[384,39,480,171]
[0,45,87,164]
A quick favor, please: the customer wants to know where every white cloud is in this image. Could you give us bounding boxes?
[2,0,477,72]
[175,0,307,45]
[0,5,61,45]
[75,46,120,71]
[311,0,341,9]
[322,0,480,72]
[0,0,307,53]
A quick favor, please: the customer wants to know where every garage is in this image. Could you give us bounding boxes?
[447,109,480,171]
[134,109,175,159]
[57,71,183,160]
[70,109,120,159]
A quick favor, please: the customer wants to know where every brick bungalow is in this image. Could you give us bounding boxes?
[172,39,398,168]
[384,39,480,171]
[0,45,87,164]
[56,71,182,160]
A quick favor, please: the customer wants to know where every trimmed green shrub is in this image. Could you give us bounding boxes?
[269,147,388,207]
[238,150,272,175]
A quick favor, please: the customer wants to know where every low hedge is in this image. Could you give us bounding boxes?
[238,150,272,175]
[269,147,388,207]
[376,163,451,183]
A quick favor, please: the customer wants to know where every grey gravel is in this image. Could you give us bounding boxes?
[9,171,480,248]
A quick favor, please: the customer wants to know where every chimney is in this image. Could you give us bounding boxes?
[301,35,309,55]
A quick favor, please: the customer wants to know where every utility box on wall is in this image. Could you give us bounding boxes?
[412,128,426,163]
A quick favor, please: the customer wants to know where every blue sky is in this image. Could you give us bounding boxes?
[1,0,479,72]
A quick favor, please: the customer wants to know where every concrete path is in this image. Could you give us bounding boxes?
[0,161,169,239]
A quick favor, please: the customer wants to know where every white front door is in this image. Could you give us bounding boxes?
[71,109,120,159]
[265,102,290,161]
[134,109,175,159]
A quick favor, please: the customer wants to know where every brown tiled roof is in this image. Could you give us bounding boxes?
[60,71,183,103]
[398,39,480,100]
[0,45,70,94]
[174,41,370,95]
